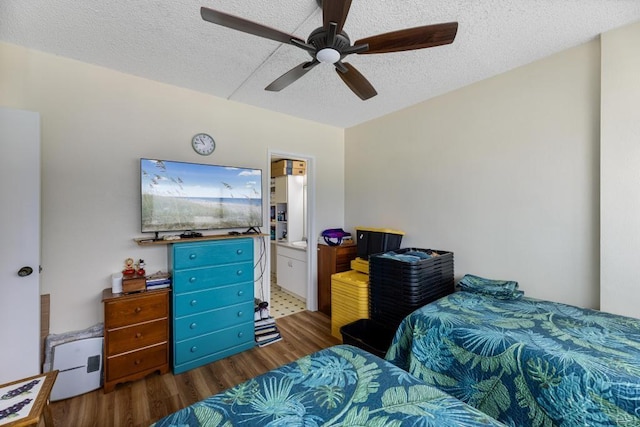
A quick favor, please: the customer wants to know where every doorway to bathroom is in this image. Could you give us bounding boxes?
[268,152,314,318]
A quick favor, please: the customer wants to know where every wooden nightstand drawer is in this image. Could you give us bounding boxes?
[106,343,168,381]
[106,318,168,356]
[105,291,168,329]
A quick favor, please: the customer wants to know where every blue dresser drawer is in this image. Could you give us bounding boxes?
[174,321,254,366]
[172,239,253,269]
[174,300,253,341]
[172,262,253,293]
[174,290,253,326]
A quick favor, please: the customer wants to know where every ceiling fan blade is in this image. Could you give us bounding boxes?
[355,22,458,54]
[265,61,319,92]
[335,62,377,100]
[323,0,352,33]
[201,7,305,46]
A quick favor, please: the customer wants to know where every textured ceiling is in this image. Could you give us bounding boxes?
[2,1,640,128]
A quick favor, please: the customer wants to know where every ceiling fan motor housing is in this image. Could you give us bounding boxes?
[307,27,351,61]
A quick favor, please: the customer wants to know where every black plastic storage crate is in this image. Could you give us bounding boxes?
[369,269,454,296]
[355,227,404,259]
[369,248,454,328]
[370,288,453,328]
[369,249,453,275]
[369,283,454,305]
[340,319,397,359]
[370,260,454,281]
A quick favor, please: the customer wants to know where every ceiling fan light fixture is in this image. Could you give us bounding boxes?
[316,48,340,64]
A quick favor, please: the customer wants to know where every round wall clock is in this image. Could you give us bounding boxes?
[191,133,216,156]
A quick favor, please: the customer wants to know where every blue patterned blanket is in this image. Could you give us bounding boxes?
[151,344,505,426]
[386,292,640,426]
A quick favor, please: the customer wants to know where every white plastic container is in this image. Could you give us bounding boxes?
[111,272,123,294]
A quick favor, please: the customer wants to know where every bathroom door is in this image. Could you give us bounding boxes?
[0,107,41,383]
[269,153,316,310]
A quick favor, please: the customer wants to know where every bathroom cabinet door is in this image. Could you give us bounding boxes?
[277,246,307,300]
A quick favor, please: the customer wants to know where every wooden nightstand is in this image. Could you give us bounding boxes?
[102,288,170,393]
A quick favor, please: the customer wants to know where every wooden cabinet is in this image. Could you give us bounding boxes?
[102,288,170,393]
[169,238,255,374]
[317,243,358,316]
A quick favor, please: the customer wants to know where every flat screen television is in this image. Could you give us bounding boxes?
[140,158,263,233]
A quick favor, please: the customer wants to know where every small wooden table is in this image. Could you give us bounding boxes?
[0,371,58,427]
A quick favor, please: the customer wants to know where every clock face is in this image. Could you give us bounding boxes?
[192,133,215,156]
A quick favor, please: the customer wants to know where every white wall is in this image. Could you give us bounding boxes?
[601,21,640,318]
[0,41,345,333]
[345,41,601,309]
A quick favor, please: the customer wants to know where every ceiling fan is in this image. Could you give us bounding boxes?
[200,0,458,100]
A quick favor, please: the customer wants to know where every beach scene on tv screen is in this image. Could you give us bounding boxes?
[141,159,262,232]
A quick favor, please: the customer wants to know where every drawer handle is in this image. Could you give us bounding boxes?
[238,332,244,338]
[135,332,142,339]
[134,359,141,365]
[134,307,142,313]
[237,311,243,317]
[237,290,244,296]
[189,277,197,283]
[190,300,197,306]
[288,260,293,268]
[236,249,243,255]
[236,270,243,276]
[189,253,197,260]
[190,346,198,353]
[190,322,197,329]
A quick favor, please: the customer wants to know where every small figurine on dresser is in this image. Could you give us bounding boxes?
[122,257,136,276]
[137,259,146,276]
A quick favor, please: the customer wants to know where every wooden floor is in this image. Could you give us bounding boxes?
[49,310,341,427]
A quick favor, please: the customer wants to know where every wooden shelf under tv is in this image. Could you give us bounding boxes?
[134,233,268,246]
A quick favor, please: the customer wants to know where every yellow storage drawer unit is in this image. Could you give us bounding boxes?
[330,270,369,339]
[350,257,370,275]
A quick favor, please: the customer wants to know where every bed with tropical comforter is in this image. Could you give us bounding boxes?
[151,344,505,426]
[386,286,640,427]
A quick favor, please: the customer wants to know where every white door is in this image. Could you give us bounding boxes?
[0,107,41,383]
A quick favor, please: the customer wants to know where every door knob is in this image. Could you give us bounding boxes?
[18,266,33,277]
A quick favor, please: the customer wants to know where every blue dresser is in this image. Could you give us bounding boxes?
[169,238,255,374]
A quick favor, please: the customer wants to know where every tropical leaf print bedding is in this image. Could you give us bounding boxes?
[151,344,505,426]
[385,292,640,426]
